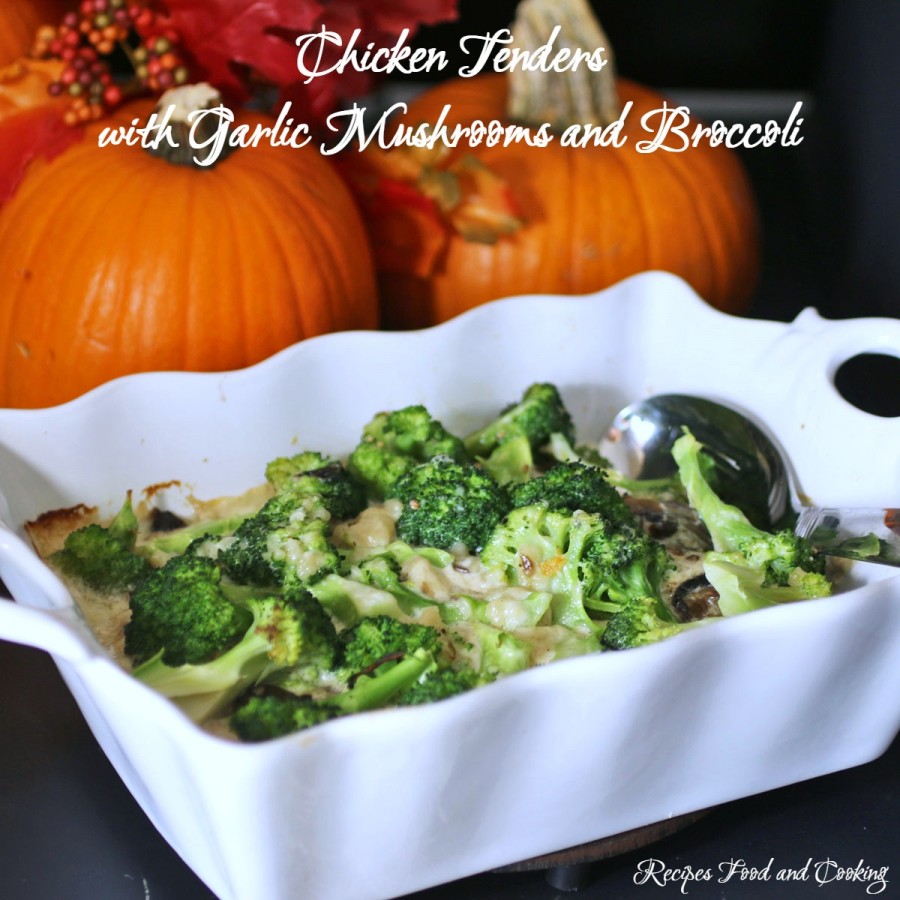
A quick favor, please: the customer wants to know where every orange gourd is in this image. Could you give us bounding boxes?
[349,0,760,329]
[0,1,68,66]
[0,86,378,408]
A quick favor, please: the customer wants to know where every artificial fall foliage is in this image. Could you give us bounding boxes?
[157,0,459,121]
[154,0,320,100]
[32,2,191,125]
[24,0,458,129]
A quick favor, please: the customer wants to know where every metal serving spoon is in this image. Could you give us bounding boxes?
[600,394,900,567]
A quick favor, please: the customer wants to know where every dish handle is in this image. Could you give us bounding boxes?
[0,523,95,665]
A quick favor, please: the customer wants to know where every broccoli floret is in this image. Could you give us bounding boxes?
[581,521,673,612]
[493,508,688,651]
[341,618,484,706]
[672,430,823,583]
[469,622,533,676]
[143,514,251,558]
[464,383,575,459]
[600,594,707,650]
[311,539,456,626]
[354,556,439,615]
[395,666,481,706]
[279,460,368,522]
[702,555,834,617]
[311,573,415,626]
[440,589,553,630]
[339,615,442,672]
[388,456,511,552]
[51,494,151,591]
[545,432,687,500]
[273,610,449,701]
[481,504,594,632]
[480,505,570,585]
[369,539,454,569]
[510,461,635,525]
[230,692,338,740]
[218,490,340,593]
[310,555,439,627]
[145,459,364,561]
[576,516,685,646]
[124,553,252,666]
[347,405,468,499]
[133,592,340,723]
[548,511,657,634]
[265,451,333,491]
[482,504,678,641]
[230,647,437,741]
[479,433,536,486]
[442,620,533,680]
[213,459,364,592]
[738,528,825,586]
[672,430,831,613]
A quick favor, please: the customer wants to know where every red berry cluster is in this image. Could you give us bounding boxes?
[31,1,191,125]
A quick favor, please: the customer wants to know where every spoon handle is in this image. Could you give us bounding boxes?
[795,508,900,567]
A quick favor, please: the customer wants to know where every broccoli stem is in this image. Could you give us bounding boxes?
[132,625,277,723]
[140,514,251,556]
[464,383,574,458]
[333,649,436,714]
[672,431,759,554]
[130,596,311,723]
[311,573,435,626]
[673,430,831,614]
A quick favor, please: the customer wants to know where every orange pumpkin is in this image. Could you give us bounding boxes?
[346,0,759,329]
[0,0,68,66]
[0,88,378,408]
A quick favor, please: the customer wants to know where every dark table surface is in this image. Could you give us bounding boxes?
[0,635,897,900]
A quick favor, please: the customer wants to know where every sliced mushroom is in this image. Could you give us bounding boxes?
[671,574,721,622]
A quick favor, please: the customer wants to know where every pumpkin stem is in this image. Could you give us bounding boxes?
[148,82,233,168]
[508,0,620,130]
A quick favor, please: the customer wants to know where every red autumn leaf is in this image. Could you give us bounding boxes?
[360,0,461,34]
[156,0,323,100]
[157,0,458,122]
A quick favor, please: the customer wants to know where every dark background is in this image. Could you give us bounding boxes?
[413,0,830,90]
[1,2,898,899]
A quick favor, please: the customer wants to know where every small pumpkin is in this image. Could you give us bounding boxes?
[345,0,760,329]
[0,0,68,66]
[0,84,378,408]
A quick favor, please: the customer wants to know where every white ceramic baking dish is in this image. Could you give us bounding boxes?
[1,271,899,900]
